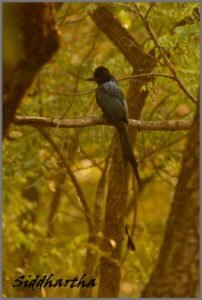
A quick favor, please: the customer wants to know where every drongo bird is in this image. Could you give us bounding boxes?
[87,66,141,189]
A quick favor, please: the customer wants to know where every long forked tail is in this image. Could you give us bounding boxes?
[117,122,142,189]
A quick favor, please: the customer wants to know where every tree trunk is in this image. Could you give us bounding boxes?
[79,153,109,297]
[98,82,148,297]
[3,3,60,137]
[89,5,156,297]
[142,103,199,297]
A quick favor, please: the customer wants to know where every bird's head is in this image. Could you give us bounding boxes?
[86,66,114,84]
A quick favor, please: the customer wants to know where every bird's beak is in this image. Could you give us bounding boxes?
[86,77,96,81]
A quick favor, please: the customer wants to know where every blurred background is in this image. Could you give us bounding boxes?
[3,2,199,297]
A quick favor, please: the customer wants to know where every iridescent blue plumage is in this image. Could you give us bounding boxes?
[88,66,141,189]
[96,80,128,126]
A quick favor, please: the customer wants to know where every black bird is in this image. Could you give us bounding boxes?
[87,66,141,188]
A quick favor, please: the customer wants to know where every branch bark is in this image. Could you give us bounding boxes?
[13,115,192,131]
[89,5,155,71]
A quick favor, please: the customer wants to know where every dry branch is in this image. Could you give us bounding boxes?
[14,115,192,131]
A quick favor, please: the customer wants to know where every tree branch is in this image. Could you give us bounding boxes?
[14,115,192,131]
[38,128,94,233]
[133,3,198,104]
[47,73,175,98]
[89,5,155,70]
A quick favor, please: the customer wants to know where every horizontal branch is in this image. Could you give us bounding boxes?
[119,73,175,82]
[14,115,192,131]
[48,73,174,98]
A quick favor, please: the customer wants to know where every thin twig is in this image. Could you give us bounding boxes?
[61,15,87,26]
[56,3,71,26]
[48,73,175,98]
[59,92,76,119]
[112,2,134,11]
[148,94,171,121]
[145,3,155,20]
[80,148,104,172]
[57,210,85,222]
[119,73,175,81]
[48,88,96,97]
[139,133,188,164]
[38,128,94,233]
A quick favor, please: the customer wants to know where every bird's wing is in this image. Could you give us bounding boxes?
[96,81,128,124]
